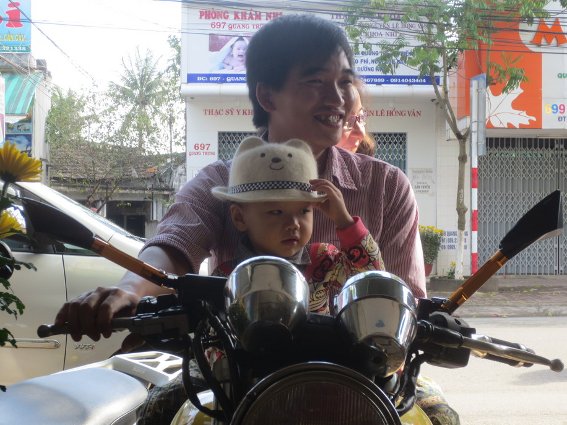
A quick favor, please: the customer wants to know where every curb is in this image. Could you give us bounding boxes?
[427,285,567,318]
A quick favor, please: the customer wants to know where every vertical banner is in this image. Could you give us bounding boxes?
[0,75,4,144]
[0,0,31,53]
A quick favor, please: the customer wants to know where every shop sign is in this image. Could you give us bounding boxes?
[182,4,437,85]
[0,0,30,53]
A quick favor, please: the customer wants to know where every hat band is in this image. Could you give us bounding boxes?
[229,180,312,194]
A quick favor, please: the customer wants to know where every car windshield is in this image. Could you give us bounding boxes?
[13,182,145,243]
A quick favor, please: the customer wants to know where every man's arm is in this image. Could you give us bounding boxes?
[380,168,426,298]
[54,245,191,342]
[53,160,233,342]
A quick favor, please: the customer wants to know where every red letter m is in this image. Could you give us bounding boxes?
[531,18,567,46]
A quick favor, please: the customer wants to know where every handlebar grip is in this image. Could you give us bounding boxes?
[37,324,67,338]
[37,319,131,338]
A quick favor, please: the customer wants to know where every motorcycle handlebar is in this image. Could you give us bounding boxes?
[417,321,563,372]
[463,334,563,372]
[469,334,535,367]
[37,312,189,339]
[41,314,564,373]
[37,318,136,338]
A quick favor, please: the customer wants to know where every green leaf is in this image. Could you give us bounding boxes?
[0,327,17,348]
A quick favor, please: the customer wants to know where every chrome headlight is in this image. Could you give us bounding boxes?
[335,271,417,377]
[225,256,309,352]
[231,362,401,425]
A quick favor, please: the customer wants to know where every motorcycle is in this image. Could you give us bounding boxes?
[0,349,183,425]
[0,190,564,425]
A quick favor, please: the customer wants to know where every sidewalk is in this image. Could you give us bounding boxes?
[427,275,567,318]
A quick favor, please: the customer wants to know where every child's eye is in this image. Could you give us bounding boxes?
[302,208,312,214]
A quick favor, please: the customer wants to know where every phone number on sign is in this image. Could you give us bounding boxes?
[544,104,567,114]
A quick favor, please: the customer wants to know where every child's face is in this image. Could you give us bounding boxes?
[230,201,314,258]
[231,40,247,62]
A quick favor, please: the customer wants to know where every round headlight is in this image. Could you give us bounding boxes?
[225,256,310,352]
[232,362,401,425]
[335,271,417,377]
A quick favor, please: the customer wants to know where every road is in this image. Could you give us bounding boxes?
[421,317,567,425]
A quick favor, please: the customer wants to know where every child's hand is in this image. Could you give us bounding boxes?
[310,179,355,229]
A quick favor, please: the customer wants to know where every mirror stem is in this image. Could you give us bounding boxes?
[442,250,508,313]
[91,238,177,289]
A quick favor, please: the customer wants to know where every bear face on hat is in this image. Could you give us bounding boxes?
[212,136,327,203]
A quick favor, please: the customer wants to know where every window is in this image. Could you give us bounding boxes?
[218,131,258,160]
[372,132,407,173]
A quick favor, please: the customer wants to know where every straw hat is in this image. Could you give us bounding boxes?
[212,136,327,203]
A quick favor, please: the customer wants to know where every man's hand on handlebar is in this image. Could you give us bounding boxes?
[54,285,142,342]
[53,246,193,342]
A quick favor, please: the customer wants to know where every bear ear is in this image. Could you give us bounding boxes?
[285,138,313,155]
[235,136,265,155]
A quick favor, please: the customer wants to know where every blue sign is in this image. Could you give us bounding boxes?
[360,75,440,85]
[187,74,247,84]
[0,0,31,53]
[187,73,439,85]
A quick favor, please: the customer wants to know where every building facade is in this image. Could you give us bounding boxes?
[455,0,567,275]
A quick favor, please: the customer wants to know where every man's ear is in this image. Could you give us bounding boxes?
[256,83,276,112]
[230,203,248,232]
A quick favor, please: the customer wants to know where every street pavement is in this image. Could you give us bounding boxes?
[422,317,567,425]
[427,275,567,318]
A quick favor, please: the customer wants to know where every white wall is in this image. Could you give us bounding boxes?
[364,96,441,226]
[185,93,458,277]
[185,95,255,179]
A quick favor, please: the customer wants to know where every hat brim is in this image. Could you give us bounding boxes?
[212,187,327,203]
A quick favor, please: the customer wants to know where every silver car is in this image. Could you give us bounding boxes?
[0,182,144,386]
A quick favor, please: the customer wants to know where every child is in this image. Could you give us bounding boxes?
[212,136,384,315]
[221,37,247,71]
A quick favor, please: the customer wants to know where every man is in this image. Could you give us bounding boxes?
[55,13,425,343]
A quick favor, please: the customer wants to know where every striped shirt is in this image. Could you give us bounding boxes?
[146,146,426,298]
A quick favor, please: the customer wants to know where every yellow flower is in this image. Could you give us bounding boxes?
[0,143,42,183]
[419,224,444,263]
[0,210,23,238]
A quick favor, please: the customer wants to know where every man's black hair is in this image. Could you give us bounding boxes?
[246,14,354,129]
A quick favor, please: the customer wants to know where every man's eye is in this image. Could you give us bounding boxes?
[302,208,312,214]
[268,210,282,215]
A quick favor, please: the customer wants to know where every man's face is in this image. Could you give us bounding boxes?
[265,49,355,157]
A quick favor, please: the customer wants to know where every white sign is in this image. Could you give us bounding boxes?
[181,3,434,85]
[409,168,435,196]
[440,230,469,251]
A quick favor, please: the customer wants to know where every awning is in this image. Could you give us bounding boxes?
[3,72,44,115]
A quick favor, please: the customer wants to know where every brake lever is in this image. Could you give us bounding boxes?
[463,334,563,372]
[417,321,563,372]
